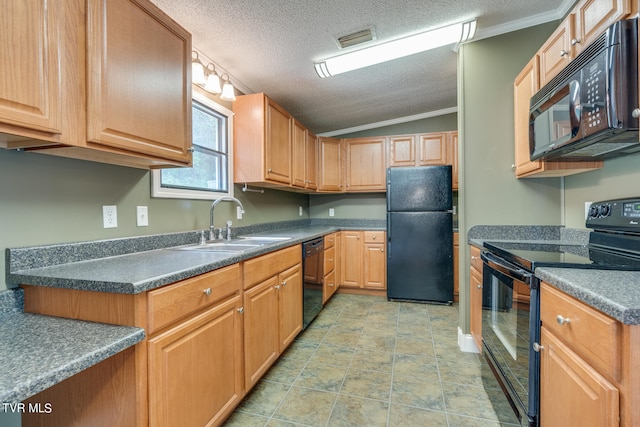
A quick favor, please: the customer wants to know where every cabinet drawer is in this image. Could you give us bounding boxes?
[243,245,301,289]
[540,283,621,380]
[363,231,385,243]
[324,245,335,273]
[470,245,482,272]
[147,264,241,334]
[324,233,335,249]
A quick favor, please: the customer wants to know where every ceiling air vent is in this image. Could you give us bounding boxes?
[337,28,375,48]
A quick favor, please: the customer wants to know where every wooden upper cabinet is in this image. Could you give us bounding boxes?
[418,132,449,165]
[449,131,459,191]
[0,0,83,149]
[86,0,191,165]
[388,135,416,167]
[573,0,631,56]
[305,132,318,190]
[344,137,386,192]
[317,137,343,192]
[292,120,317,190]
[291,118,307,188]
[538,16,574,87]
[233,93,293,185]
[514,57,543,177]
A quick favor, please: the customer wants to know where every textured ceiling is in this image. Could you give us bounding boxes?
[151,0,575,135]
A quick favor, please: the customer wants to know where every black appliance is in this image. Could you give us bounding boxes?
[386,166,453,303]
[480,197,640,426]
[529,18,639,162]
[302,237,324,329]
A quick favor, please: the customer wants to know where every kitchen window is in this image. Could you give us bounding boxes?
[151,91,234,199]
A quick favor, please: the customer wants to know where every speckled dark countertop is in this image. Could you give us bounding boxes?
[7,221,384,294]
[0,310,144,403]
[467,225,640,325]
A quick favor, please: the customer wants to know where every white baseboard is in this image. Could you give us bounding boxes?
[458,327,480,353]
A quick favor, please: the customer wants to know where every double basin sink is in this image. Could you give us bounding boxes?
[170,236,293,253]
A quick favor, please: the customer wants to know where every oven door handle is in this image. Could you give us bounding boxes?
[481,251,533,285]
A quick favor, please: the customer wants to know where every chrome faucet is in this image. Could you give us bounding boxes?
[210,197,245,240]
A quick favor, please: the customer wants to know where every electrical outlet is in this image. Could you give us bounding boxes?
[329,208,335,217]
[103,205,117,228]
[299,206,303,216]
[585,201,592,219]
[237,206,243,220]
[136,206,149,227]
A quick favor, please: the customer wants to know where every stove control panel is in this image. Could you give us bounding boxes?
[587,198,640,232]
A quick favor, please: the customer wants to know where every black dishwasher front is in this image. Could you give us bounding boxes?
[302,238,324,329]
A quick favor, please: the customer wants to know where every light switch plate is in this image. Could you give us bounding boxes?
[329,208,335,217]
[136,206,149,227]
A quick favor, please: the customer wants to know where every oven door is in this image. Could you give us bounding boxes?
[481,251,539,427]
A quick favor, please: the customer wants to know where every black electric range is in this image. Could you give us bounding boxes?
[485,198,640,273]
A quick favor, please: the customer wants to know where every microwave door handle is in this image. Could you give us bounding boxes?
[569,80,581,138]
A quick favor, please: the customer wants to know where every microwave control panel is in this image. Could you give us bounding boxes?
[581,54,608,133]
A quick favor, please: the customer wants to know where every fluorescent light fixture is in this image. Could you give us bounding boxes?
[314,20,477,78]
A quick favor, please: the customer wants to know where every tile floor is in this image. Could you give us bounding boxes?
[223,293,520,427]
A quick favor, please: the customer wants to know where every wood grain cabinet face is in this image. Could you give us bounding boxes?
[318,137,343,192]
[148,295,244,427]
[0,1,62,137]
[469,245,482,351]
[340,231,386,291]
[344,137,386,192]
[86,0,192,164]
[388,135,416,167]
[292,121,318,190]
[418,132,449,165]
[265,99,292,184]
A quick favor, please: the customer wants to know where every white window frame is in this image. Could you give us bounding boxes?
[151,90,234,200]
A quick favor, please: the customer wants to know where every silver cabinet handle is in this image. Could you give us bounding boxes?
[571,38,581,46]
[632,108,640,118]
[471,256,480,260]
[533,342,544,352]
[560,49,569,57]
[187,146,195,152]
[281,280,287,287]
[556,315,571,325]
[275,285,280,290]
[237,307,244,314]
[328,283,334,287]
[477,284,482,289]
[203,288,212,296]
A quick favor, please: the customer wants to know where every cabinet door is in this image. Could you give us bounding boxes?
[265,99,292,184]
[418,132,449,165]
[364,243,386,289]
[345,137,386,191]
[148,295,244,427]
[469,267,483,351]
[86,0,191,164]
[318,137,343,192]
[388,135,416,167]
[449,131,459,190]
[538,17,574,87]
[514,57,543,177]
[243,276,279,388]
[0,1,63,138]
[341,231,363,288]
[574,0,630,56]
[306,131,318,190]
[323,269,337,304]
[291,118,307,188]
[278,264,302,352]
[540,327,619,427]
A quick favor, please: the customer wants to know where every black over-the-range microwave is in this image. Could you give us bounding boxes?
[529,18,640,161]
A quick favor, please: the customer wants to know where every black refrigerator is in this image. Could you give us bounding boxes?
[386,166,453,303]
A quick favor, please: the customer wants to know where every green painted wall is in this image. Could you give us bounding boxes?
[457,21,560,332]
[0,149,307,291]
[563,153,640,228]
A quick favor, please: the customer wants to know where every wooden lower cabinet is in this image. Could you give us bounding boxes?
[469,245,483,351]
[540,327,619,427]
[339,230,386,295]
[242,245,302,389]
[148,295,244,427]
[323,232,339,303]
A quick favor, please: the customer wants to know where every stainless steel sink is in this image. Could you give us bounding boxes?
[168,236,292,253]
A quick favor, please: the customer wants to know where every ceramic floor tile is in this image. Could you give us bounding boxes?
[327,394,389,427]
[225,297,514,426]
[272,386,338,427]
[388,404,448,426]
[236,380,291,417]
[350,347,394,373]
[294,361,348,392]
[340,367,392,401]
